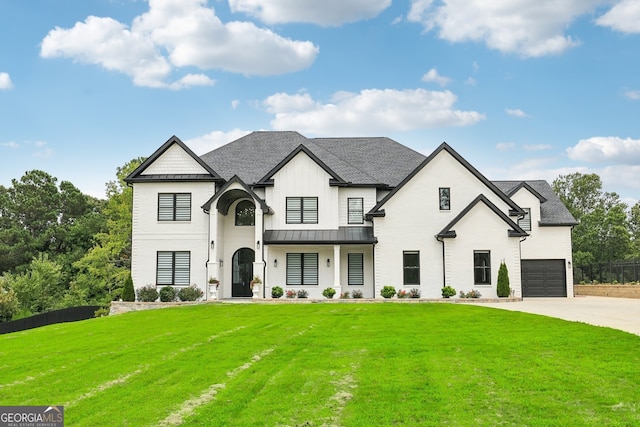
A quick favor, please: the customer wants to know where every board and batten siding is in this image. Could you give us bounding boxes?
[264,151,339,230]
[141,143,210,175]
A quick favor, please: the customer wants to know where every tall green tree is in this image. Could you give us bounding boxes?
[71,158,144,303]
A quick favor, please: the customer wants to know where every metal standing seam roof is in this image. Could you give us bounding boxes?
[263,227,377,245]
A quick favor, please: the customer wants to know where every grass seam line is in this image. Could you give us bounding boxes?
[156,347,275,427]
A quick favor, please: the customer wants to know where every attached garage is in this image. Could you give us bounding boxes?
[521,260,567,297]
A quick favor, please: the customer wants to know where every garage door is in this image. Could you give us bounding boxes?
[521,260,567,297]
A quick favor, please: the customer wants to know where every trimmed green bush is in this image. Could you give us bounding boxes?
[122,275,135,302]
[380,286,396,299]
[271,286,284,299]
[159,285,177,302]
[177,285,204,301]
[322,287,336,299]
[441,286,456,298]
[497,261,510,297]
[136,286,158,302]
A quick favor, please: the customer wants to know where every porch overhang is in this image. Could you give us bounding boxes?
[263,226,377,245]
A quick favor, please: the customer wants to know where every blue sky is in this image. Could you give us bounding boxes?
[1,0,639,203]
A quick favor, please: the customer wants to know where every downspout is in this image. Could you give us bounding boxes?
[436,236,446,286]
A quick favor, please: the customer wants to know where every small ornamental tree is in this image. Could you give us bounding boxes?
[122,274,135,302]
[497,261,510,297]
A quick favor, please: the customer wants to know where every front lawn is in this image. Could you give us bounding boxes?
[1,303,638,426]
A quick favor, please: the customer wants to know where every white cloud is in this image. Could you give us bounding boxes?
[1,141,19,149]
[567,136,640,164]
[31,141,53,158]
[505,108,528,118]
[408,0,604,57]
[40,0,318,88]
[231,99,240,109]
[229,0,391,26]
[624,89,640,100]
[496,142,515,151]
[596,0,640,33]
[421,68,451,86]
[263,88,485,135]
[185,129,252,155]
[0,72,13,90]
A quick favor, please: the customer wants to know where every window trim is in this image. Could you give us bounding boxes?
[156,251,191,286]
[473,250,491,285]
[348,253,364,286]
[286,197,318,224]
[403,251,420,286]
[347,198,364,224]
[158,193,191,222]
[439,187,450,211]
[286,253,319,286]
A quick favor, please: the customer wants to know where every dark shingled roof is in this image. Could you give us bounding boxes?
[199,131,426,187]
[492,180,578,226]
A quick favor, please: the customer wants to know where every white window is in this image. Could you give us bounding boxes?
[157,251,190,285]
[286,197,318,224]
[348,198,364,224]
[158,193,191,221]
[518,208,531,231]
[286,253,318,285]
[348,253,364,285]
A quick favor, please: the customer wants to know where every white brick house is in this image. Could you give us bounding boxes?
[125,132,577,299]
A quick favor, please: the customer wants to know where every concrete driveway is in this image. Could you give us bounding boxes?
[470,296,640,336]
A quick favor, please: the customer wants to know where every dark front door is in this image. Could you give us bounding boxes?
[232,248,255,297]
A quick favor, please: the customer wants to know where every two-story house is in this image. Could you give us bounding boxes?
[125,131,577,300]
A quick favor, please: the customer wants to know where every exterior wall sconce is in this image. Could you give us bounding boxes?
[210,240,215,249]
[568,260,572,268]
[257,240,260,249]
[219,259,223,267]
[327,258,331,267]
[274,259,277,267]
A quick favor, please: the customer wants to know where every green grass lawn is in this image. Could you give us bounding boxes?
[1,303,639,426]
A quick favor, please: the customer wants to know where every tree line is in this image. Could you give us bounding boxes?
[1,166,638,322]
[0,158,143,322]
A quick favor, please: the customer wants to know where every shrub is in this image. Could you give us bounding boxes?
[497,261,510,297]
[122,275,135,302]
[297,289,308,298]
[459,289,482,298]
[94,307,110,317]
[351,289,363,299]
[177,285,204,301]
[136,286,159,302]
[0,288,19,323]
[271,286,284,298]
[397,289,408,299]
[409,288,421,298]
[380,286,396,299]
[159,285,177,302]
[322,287,336,299]
[339,292,351,299]
[441,286,456,298]
[286,290,297,298]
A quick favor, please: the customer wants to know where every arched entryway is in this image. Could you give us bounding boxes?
[232,248,255,297]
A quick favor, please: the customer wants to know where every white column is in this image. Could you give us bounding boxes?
[333,245,341,295]
[206,208,220,300]
[253,206,265,299]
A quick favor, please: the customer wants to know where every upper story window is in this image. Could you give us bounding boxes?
[474,250,491,285]
[348,198,364,224]
[286,197,318,224]
[403,251,420,285]
[158,193,191,221]
[439,187,450,210]
[235,200,255,226]
[518,208,531,231]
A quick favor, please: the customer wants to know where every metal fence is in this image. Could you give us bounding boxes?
[0,305,103,334]
[574,260,640,284]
